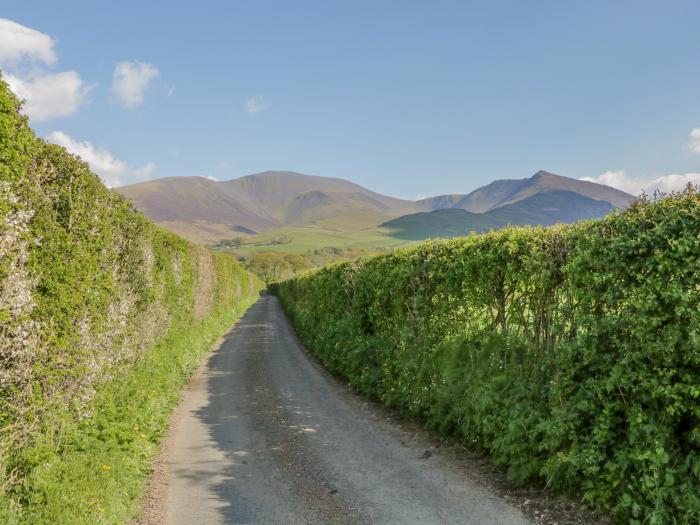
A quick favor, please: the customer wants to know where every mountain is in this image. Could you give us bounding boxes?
[486,189,617,225]
[417,170,633,212]
[383,190,617,240]
[117,171,419,243]
[225,171,416,219]
[116,169,634,244]
[115,176,277,242]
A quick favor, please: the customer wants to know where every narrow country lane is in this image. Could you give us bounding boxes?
[154,294,530,525]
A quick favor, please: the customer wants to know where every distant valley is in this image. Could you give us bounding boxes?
[116,170,634,248]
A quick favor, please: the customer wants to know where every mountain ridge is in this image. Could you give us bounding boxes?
[115,170,635,243]
[384,190,616,240]
[417,170,633,212]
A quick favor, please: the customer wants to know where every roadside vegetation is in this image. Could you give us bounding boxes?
[243,251,312,282]
[272,189,700,523]
[0,79,262,523]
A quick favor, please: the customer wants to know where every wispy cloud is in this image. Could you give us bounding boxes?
[110,61,160,108]
[582,169,700,196]
[0,18,91,121]
[688,128,700,154]
[47,131,156,187]
[245,95,267,114]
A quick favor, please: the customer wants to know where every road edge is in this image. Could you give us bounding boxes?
[134,321,241,525]
[273,296,610,525]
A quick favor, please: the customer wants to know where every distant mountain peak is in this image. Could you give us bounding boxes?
[116,169,635,244]
[532,169,558,178]
[419,170,634,213]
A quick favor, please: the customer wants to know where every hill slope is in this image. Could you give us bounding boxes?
[117,171,419,243]
[116,176,279,239]
[225,171,416,221]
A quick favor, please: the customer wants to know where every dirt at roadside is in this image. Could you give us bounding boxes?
[363,407,611,525]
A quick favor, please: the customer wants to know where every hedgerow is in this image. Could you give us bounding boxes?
[272,190,700,523]
[0,78,262,522]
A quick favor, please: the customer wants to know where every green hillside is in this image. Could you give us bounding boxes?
[221,223,412,256]
[379,208,498,240]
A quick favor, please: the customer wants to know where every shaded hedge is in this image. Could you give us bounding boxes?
[0,78,262,520]
[272,191,700,523]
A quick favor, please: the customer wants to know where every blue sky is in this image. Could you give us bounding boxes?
[2,1,700,197]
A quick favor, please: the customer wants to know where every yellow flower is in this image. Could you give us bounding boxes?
[101,464,111,471]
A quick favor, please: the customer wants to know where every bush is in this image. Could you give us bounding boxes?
[271,190,700,523]
[0,78,262,522]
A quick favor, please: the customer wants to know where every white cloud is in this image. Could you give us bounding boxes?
[204,175,219,181]
[643,173,700,194]
[582,170,700,196]
[6,71,92,121]
[47,131,156,187]
[1,19,91,121]
[245,95,267,114]
[581,170,636,194]
[582,129,700,197]
[110,61,160,108]
[0,18,57,66]
[688,128,700,154]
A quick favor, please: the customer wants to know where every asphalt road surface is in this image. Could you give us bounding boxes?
[157,294,530,525]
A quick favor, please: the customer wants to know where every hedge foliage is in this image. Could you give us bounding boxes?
[272,190,700,523]
[0,78,262,521]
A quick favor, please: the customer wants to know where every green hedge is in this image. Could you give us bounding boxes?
[0,78,262,522]
[272,191,700,524]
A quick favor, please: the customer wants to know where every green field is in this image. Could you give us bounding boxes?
[225,223,417,256]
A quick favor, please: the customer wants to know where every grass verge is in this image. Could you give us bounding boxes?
[1,296,258,525]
